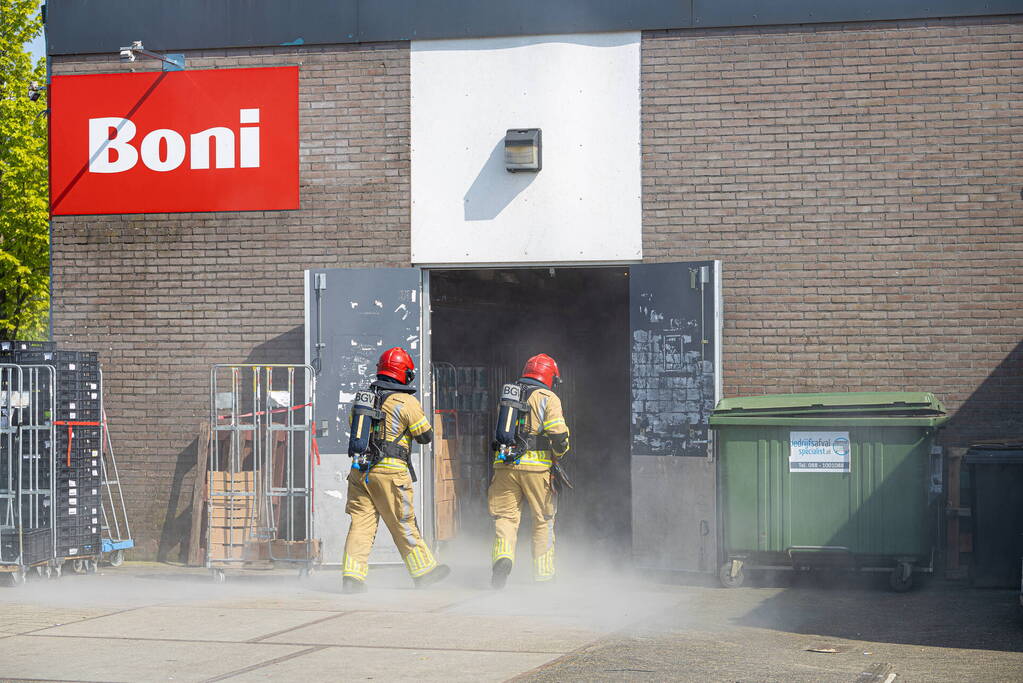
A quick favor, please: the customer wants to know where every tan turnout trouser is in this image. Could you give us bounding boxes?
[488,467,556,581]
[342,467,437,581]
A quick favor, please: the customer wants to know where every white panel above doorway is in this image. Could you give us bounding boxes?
[411,32,641,265]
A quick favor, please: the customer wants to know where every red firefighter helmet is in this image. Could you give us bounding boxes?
[522,353,561,389]
[377,347,416,384]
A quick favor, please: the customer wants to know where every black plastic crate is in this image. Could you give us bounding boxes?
[12,350,57,365]
[56,496,102,511]
[57,476,102,489]
[24,528,52,564]
[57,485,101,499]
[54,351,99,365]
[57,463,101,475]
[56,474,102,488]
[55,517,100,531]
[56,480,102,494]
[55,425,101,440]
[57,458,101,471]
[57,544,100,558]
[57,387,101,403]
[55,508,102,525]
[1,528,52,565]
[58,369,99,382]
[60,451,102,465]
[56,516,101,532]
[0,341,57,355]
[55,442,102,459]
[55,443,100,457]
[56,401,100,421]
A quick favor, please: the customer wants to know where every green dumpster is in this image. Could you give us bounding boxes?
[710,391,948,591]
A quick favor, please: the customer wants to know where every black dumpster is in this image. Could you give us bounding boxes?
[964,443,1023,588]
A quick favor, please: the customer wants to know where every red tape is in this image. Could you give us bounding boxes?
[53,420,101,467]
[216,402,312,421]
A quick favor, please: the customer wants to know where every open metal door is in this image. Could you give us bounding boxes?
[304,268,427,565]
[630,261,722,572]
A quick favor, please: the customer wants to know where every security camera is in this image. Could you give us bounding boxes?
[119,47,136,62]
[27,82,42,102]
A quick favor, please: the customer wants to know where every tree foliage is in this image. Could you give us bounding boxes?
[0,0,49,340]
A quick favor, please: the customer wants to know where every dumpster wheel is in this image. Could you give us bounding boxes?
[889,562,914,592]
[719,560,746,588]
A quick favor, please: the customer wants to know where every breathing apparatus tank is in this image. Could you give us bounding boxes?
[495,382,530,462]
[348,389,383,470]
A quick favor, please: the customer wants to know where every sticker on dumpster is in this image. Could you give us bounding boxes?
[789,431,851,472]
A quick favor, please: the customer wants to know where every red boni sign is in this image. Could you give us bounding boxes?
[50,67,299,216]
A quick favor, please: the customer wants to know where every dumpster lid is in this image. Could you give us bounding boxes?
[712,391,945,418]
[964,441,1023,465]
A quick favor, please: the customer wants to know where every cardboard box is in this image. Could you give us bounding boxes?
[209,508,254,524]
[208,543,246,560]
[209,470,259,493]
[435,454,454,481]
[244,540,270,562]
[435,478,455,503]
[270,538,321,561]
[208,526,253,545]
[435,499,457,541]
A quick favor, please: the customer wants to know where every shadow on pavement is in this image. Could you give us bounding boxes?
[736,576,1023,653]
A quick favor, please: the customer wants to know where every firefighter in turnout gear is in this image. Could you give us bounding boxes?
[341,347,451,594]
[488,353,570,588]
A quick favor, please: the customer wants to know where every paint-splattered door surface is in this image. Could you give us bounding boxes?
[305,268,423,565]
[630,261,721,572]
[630,261,719,457]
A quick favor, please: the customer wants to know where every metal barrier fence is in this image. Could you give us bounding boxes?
[207,364,318,582]
[0,364,56,584]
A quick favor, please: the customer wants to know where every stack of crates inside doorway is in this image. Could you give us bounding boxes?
[12,346,103,562]
[432,365,492,539]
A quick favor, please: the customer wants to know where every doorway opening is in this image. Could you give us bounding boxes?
[429,267,632,566]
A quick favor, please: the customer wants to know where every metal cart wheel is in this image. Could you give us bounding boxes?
[86,559,98,574]
[298,565,315,580]
[72,559,88,575]
[889,562,914,592]
[49,563,62,579]
[3,570,25,587]
[718,560,746,589]
[211,568,226,584]
[108,550,125,567]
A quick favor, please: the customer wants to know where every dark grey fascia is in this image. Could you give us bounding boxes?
[45,0,1021,56]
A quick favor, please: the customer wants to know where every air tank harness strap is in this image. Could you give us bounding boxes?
[499,434,552,463]
[376,439,418,483]
[523,435,552,451]
[364,421,417,483]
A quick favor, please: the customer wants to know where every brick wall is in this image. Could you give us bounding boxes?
[642,16,1023,447]
[50,43,410,559]
[50,16,1022,558]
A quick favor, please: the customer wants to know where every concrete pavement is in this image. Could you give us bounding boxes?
[0,564,1020,682]
[0,562,668,682]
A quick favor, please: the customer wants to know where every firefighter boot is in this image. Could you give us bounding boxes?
[341,576,367,594]
[413,563,451,589]
[491,557,512,589]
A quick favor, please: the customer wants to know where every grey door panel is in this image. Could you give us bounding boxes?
[629,261,721,572]
[305,268,423,565]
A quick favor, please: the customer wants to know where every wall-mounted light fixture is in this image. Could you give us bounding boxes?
[118,40,185,71]
[504,128,542,173]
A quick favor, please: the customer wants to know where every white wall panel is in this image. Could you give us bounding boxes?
[411,33,641,264]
